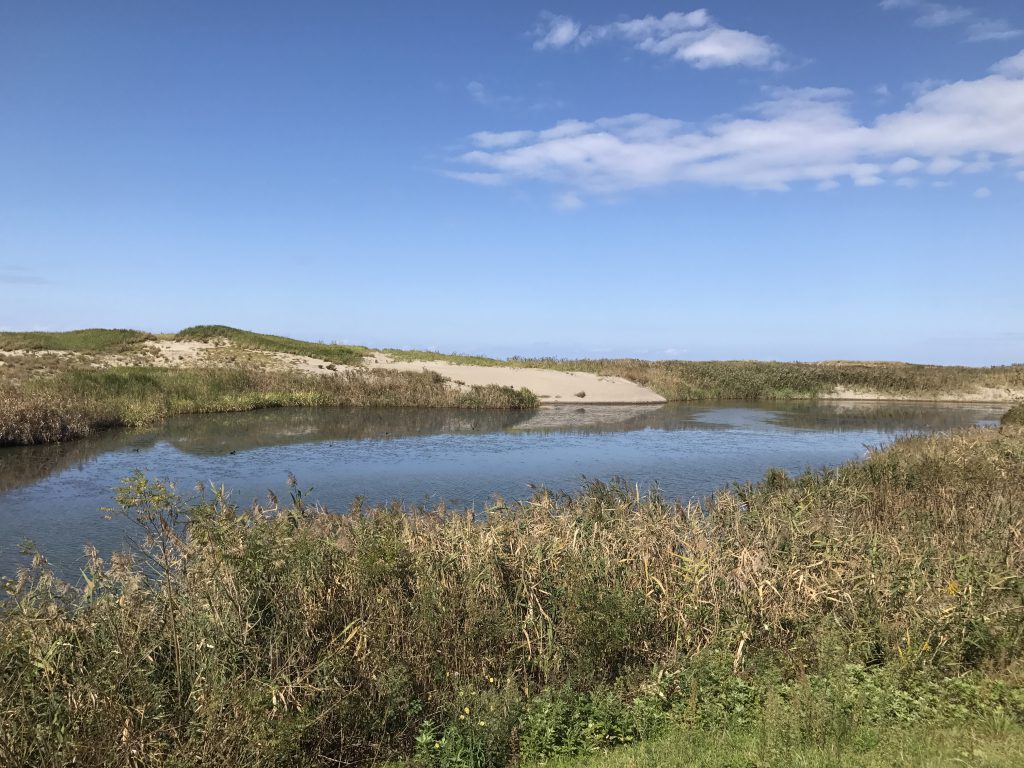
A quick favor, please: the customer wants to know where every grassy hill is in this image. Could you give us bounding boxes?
[175,325,369,366]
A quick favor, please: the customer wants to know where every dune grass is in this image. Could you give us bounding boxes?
[2,425,1021,766]
[382,348,512,367]
[368,347,1024,401]
[0,328,153,353]
[176,325,369,366]
[0,367,538,446]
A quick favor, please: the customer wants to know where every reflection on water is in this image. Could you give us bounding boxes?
[0,401,1007,579]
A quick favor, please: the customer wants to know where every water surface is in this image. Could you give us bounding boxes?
[0,401,1005,579]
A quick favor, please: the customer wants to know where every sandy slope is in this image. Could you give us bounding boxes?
[364,354,667,404]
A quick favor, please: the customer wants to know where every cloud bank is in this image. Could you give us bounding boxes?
[451,51,1024,199]
[532,9,784,70]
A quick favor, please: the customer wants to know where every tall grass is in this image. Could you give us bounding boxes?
[0,328,153,353]
[176,325,369,366]
[2,426,1021,766]
[0,367,538,446]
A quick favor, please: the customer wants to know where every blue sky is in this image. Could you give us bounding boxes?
[1,1,1022,364]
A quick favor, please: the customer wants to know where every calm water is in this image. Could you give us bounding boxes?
[0,401,1006,579]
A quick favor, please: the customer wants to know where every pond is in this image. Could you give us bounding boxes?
[0,400,1006,579]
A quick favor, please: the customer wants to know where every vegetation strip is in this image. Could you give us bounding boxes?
[0,367,538,446]
[2,422,1022,765]
[2,326,1022,447]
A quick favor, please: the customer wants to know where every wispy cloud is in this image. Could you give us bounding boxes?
[881,0,1022,42]
[531,9,786,70]
[466,81,518,108]
[450,50,1024,201]
[532,12,581,51]
[0,265,52,286]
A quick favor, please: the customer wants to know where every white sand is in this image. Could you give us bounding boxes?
[364,353,666,404]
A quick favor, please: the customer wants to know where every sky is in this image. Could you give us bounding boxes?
[1,1,1022,364]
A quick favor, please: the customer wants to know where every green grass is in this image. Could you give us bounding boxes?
[0,366,538,446]
[176,325,369,366]
[529,720,1024,768]
[0,328,153,353]
[2,425,1022,766]
[382,348,513,367]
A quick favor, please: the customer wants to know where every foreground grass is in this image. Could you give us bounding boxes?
[0,328,153,353]
[176,325,369,366]
[0,366,538,446]
[531,720,1024,768]
[2,425,1022,766]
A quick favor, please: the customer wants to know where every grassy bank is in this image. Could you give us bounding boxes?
[0,367,538,446]
[2,425,1022,766]
[0,328,153,353]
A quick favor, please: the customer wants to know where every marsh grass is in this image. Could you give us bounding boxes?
[368,347,1024,401]
[176,325,369,366]
[512,358,1024,401]
[0,328,153,353]
[0,367,538,446]
[2,426,1022,766]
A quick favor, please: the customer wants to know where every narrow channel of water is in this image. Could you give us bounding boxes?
[0,401,1005,579]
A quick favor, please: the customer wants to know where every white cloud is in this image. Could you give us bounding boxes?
[554,191,584,210]
[974,186,992,197]
[452,52,1024,199]
[881,1,1021,42]
[968,19,1022,42]
[993,50,1024,77]
[927,156,964,174]
[466,81,489,105]
[961,154,993,173]
[890,156,923,173]
[895,177,919,187]
[531,9,784,70]
[532,12,580,50]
